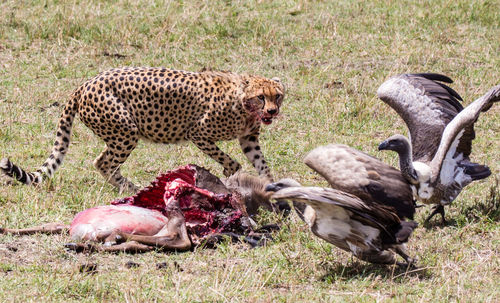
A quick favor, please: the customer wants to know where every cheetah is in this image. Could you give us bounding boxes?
[1,67,285,192]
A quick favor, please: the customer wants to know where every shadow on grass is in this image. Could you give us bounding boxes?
[460,179,500,223]
[422,216,459,229]
[319,260,433,283]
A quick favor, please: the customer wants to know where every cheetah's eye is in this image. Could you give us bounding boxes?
[275,94,282,100]
[257,95,265,102]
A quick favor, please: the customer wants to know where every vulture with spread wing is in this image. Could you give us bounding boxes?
[266,145,417,266]
[377,73,499,223]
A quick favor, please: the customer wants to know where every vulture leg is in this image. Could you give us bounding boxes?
[1,223,69,235]
[394,245,417,268]
[292,201,308,222]
[424,205,446,225]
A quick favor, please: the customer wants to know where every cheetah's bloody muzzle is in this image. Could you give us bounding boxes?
[260,112,279,125]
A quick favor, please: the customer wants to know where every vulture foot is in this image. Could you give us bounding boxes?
[424,205,446,225]
[396,261,418,270]
[394,246,418,269]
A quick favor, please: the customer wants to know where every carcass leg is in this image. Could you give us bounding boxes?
[101,241,155,253]
[1,223,68,235]
[111,201,192,251]
[65,241,155,254]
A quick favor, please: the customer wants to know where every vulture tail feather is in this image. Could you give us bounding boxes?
[461,162,491,181]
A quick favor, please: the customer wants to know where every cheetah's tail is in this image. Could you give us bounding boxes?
[1,88,81,186]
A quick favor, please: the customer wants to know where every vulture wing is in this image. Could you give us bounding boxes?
[430,84,500,182]
[270,186,401,238]
[304,144,415,219]
[377,73,465,162]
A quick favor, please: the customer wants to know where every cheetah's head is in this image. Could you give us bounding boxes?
[242,77,285,125]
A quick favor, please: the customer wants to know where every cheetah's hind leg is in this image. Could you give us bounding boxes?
[83,101,141,193]
[93,144,139,193]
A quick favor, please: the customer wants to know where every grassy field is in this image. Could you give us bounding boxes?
[0,0,499,301]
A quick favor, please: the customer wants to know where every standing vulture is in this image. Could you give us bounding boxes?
[266,145,417,266]
[377,73,499,223]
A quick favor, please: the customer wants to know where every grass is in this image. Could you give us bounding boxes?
[0,0,499,301]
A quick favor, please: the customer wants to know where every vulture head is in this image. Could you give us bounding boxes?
[378,134,425,185]
[265,178,301,192]
[266,178,312,223]
[378,134,411,154]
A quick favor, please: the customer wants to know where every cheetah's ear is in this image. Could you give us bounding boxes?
[271,77,281,84]
[271,77,285,92]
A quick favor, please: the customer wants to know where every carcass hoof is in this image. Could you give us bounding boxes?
[65,242,92,253]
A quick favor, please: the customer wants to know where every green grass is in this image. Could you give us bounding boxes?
[0,0,499,301]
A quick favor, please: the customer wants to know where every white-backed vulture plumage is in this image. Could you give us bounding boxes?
[304,145,416,220]
[266,145,417,266]
[377,73,499,223]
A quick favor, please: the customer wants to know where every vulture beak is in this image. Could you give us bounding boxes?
[265,183,281,192]
[265,179,301,192]
[378,140,390,151]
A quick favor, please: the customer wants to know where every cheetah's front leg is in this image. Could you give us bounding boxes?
[239,134,273,181]
[191,138,241,177]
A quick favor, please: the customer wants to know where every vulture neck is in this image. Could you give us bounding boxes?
[395,138,419,184]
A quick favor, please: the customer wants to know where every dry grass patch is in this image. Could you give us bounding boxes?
[1,0,499,302]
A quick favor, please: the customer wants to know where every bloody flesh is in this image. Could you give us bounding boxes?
[111,165,247,238]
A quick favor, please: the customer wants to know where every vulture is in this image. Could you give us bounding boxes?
[266,145,418,266]
[377,73,499,223]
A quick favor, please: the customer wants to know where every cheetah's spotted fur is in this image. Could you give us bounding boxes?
[1,67,285,192]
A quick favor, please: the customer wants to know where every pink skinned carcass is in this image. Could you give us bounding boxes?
[68,165,253,248]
